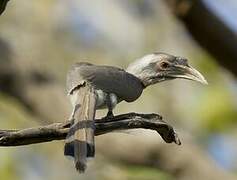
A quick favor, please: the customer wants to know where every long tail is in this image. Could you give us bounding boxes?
[64,85,96,173]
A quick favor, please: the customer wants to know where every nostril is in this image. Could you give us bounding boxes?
[183,58,188,65]
[176,57,188,66]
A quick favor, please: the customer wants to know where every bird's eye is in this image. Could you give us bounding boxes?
[160,62,169,69]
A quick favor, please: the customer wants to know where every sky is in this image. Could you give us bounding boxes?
[204,0,237,33]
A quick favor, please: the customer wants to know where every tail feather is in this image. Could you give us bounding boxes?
[74,140,87,173]
[85,89,96,157]
[64,84,96,173]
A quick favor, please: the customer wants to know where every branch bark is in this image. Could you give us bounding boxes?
[0,112,181,146]
[0,0,9,15]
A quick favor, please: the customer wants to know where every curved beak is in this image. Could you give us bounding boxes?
[168,65,208,85]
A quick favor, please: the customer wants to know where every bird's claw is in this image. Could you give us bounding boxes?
[102,111,114,121]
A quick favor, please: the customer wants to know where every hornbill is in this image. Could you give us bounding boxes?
[64,52,207,172]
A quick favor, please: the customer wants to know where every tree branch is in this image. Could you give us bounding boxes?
[0,112,181,146]
[0,0,9,15]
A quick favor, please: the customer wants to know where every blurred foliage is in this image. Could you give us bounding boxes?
[0,150,17,180]
[0,0,237,179]
[124,165,172,180]
[198,85,237,132]
[0,93,37,128]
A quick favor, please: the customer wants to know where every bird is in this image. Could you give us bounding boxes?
[64,52,207,173]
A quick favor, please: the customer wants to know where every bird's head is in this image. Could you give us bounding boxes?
[127,53,208,87]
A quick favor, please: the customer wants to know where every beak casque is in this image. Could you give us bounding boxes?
[169,65,208,85]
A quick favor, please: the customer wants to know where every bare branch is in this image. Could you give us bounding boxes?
[0,112,181,146]
[0,0,10,15]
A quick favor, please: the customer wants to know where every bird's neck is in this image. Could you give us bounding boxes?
[126,66,150,88]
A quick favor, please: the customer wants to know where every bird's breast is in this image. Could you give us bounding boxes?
[95,89,118,109]
[95,89,107,109]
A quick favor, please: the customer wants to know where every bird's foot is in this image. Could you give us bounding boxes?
[102,111,114,121]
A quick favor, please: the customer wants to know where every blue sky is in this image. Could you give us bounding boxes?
[204,0,237,33]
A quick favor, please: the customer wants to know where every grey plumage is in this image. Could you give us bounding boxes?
[66,63,144,102]
[65,53,207,173]
[65,62,144,172]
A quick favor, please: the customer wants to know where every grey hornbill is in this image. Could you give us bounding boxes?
[64,52,207,172]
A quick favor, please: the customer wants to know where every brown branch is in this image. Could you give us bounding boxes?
[0,112,181,146]
[0,0,10,15]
